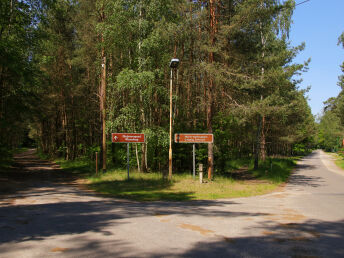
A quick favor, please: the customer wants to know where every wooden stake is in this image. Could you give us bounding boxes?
[96,152,98,175]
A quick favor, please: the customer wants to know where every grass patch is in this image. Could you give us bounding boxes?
[331,153,344,170]
[252,157,298,183]
[86,169,283,201]
[336,159,344,170]
[225,158,253,170]
[54,158,93,177]
[53,156,297,201]
[336,161,344,170]
[0,147,31,171]
[0,155,13,170]
[14,147,30,154]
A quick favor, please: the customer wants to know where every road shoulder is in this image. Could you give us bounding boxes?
[319,150,344,177]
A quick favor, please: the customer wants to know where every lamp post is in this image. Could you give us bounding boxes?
[169,58,179,180]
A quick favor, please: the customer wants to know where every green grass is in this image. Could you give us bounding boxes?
[336,160,344,170]
[252,157,298,183]
[14,147,30,154]
[86,171,279,201]
[225,158,253,170]
[0,147,31,171]
[85,158,296,201]
[327,152,344,170]
[52,156,297,201]
[333,153,344,170]
[0,157,13,170]
[54,158,93,177]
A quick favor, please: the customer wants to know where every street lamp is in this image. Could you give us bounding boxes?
[169,58,179,180]
[170,58,180,69]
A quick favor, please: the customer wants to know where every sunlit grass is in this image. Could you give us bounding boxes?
[86,170,280,201]
[54,158,93,178]
[331,153,344,170]
[252,157,298,183]
[335,161,344,170]
[54,156,296,201]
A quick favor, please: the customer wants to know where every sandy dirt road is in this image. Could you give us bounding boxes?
[0,150,343,257]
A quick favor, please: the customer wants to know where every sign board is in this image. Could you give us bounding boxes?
[175,133,213,143]
[112,133,145,143]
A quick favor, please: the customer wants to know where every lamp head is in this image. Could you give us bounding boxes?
[169,58,180,69]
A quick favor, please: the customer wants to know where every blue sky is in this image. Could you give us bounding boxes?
[289,0,344,116]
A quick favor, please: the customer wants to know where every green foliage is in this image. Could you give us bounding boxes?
[144,127,169,170]
[318,31,344,152]
[2,0,316,176]
[292,143,311,156]
[252,157,297,183]
[0,0,40,149]
[0,146,13,170]
[317,111,343,151]
[317,38,344,154]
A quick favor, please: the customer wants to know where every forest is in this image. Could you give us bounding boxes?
[1,0,328,177]
[317,32,344,153]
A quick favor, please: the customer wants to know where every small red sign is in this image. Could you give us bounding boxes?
[112,133,145,143]
[175,133,213,143]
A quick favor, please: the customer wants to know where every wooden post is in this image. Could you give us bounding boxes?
[199,163,203,184]
[96,152,98,175]
[169,69,173,180]
[207,0,217,181]
[127,143,130,180]
[101,52,107,172]
[99,6,107,173]
[193,144,196,179]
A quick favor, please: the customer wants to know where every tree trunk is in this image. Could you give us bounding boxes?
[254,114,262,169]
[255,11,267,167]
[260,115,266,161]
[100,45,107,172]
[207,0,216,180]
[141,143,147,172]
[135,143,141,172]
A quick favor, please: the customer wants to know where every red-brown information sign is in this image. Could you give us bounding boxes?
[112,133,145,143]
[175,133,213,143]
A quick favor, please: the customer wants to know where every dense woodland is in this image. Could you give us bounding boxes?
[1,0,319,175]
[317,32,344,152]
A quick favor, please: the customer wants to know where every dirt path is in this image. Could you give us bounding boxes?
[0,149,81,196]
[0,150,343,257]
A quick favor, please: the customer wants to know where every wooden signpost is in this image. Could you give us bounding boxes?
[112,133,145,179]
[175,133,213,179]
[112,133,145,143]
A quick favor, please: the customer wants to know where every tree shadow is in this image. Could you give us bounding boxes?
[295,163,318,171]
[300,151,319,159]
[288,174,325,187]
[0,150,85,196]
[88,178,195,201]
[287,161,325,188]
[0,197,267,245]
[2,199,341,258]
[170,219,344,258]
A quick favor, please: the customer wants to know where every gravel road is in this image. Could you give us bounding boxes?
[0,150,343,257]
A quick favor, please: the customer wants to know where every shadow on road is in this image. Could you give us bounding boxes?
[1,150,344,257]
[288,174,325,188]
[1,197,343,258]
[0,150,79,196]
[0,198,265,245]
[286,152,325,188]
[173,219,344,258]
